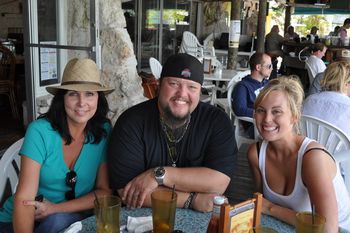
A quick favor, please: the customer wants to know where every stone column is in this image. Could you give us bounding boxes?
[99,0,146,125]
[68,0,146,125]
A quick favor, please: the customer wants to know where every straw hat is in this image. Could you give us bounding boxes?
[46,58,114,95]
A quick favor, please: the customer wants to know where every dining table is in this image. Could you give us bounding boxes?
[203,69,238,105]
[76,207,298,233]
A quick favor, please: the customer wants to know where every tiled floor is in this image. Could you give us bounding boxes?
[225,143,255,204]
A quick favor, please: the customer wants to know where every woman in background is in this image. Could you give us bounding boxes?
[247,77,350,232]
[303,61,350,138]
[0,58,114,233]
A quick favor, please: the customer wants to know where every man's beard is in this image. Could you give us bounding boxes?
[162,105,191,129]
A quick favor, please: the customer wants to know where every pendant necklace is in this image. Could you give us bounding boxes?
[160,115,191,167]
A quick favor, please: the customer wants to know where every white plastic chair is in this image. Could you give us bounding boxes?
[215,70,251,115]
[149,57,162,80]
[299,115,350,193]
[179,31,216,61]
[0,138,23,201]
[179,31,205,59]
[216,70,258,149]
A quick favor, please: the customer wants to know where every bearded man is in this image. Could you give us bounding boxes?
[107,53,237,212]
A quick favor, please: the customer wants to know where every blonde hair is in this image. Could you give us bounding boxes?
[254,76,304,133]
[321,61,350,92]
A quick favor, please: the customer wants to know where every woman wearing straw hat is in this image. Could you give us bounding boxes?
[0,58,114,233]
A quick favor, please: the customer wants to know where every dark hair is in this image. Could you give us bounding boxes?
[311,43,326,53]
[39,90,110,145]
[344,18,350,25]
[249,52,266,71]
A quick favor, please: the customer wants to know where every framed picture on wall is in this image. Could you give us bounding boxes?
[203,58,212,74]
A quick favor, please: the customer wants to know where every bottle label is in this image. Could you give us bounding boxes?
[213,205,221,216]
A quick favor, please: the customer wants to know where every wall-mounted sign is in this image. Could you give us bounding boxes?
[39,41,58,86]
[229,20,241,48]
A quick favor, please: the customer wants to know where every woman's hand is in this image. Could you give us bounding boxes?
[23,199,56,220]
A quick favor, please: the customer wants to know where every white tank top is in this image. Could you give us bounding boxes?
[259,137,350,230]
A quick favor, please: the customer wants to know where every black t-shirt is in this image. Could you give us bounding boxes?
[107,98,237,190]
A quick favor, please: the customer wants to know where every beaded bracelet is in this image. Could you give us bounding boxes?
[183,192,196,209]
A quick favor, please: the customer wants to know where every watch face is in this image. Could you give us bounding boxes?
[155,167,165,177]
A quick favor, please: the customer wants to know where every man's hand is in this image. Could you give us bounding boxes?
[122,169,158,208]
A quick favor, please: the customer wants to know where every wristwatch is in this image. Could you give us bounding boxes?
[153,166,165,185]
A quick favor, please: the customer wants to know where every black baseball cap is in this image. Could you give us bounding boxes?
[160,53,204,85]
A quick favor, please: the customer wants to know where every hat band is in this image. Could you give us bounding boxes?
[61,81,102,86]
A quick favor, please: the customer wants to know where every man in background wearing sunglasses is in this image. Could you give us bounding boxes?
[231,52,271,138]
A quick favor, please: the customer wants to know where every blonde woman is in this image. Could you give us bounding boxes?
[303,61,350,138]
[247,77,350,232]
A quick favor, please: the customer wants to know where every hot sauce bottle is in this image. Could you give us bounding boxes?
[206,196,225,233]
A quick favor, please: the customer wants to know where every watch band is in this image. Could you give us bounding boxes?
[183,192,196,209]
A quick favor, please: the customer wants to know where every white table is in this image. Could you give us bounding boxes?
[203,69,238,105]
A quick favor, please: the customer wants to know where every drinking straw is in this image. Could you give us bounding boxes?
[172,184,176,199]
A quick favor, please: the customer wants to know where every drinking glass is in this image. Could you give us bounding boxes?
[296,212,326,233]
[94,195,121,233]
[151,190,177,233]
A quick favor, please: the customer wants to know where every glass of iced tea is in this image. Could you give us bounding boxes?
[94,195,121,233]
[151,190,177,233]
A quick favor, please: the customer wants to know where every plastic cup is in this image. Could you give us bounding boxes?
[94,195,121,233]
[248,226,279,233]
[151,190,177,233]
[296,212,326,233]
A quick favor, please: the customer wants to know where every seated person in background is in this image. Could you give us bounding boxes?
[248,77,350,232]
[307,26,319,43]
[265,25,285,58]
[265,25,286,79]
[231,53,271,138]
[307,72,324,96]
[0,58,114,233]
[232,52,271,118]
[284,25,299,41]
[303,61,350,138]
[305,43,327,79]
[107,53,237,212]
[328,25,340,37]
[308,49,350,96]
[338,18,350,43]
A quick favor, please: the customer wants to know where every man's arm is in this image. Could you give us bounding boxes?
[118,167,229,212]
[232,83,254,117]
[118,109,236,212]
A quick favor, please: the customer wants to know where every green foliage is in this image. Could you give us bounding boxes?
[269,6,331,37]
[293,15,330,36]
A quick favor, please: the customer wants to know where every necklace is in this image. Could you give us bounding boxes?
[160,116,191,167]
